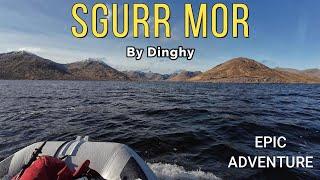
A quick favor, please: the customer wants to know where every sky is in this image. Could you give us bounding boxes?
[0,0,319,73]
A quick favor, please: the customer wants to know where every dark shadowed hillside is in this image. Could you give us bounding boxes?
[123,71,170,81]
[67,59,129,81]
[0,51,130,81]
[0,51,71,80]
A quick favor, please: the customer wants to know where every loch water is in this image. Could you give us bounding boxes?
[0,80,319,179]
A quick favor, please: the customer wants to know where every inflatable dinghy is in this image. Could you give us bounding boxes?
[0,136,156,180]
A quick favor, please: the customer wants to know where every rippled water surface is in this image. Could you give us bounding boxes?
[0,80,319,179]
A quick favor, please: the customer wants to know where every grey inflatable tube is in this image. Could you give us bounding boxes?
[0,136,157,180]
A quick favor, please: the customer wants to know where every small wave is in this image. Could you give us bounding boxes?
[148,162,220,180]
[134,108,210,117]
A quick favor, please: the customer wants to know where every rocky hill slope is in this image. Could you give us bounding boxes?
[1,52,319,83]
[276,67,320,79]
[189,57,320,83]
[123,71,171,81]
[0,51,70,80]
[67,59,129,81]
[168,71,202,81]
[0,51,129,81]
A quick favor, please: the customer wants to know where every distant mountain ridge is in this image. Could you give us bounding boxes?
[168,70,202,81]
[122,71,171,81]
[275,67,320,79]
[0,51,129,81]
[0,51,319,83]
[122,70,201,82]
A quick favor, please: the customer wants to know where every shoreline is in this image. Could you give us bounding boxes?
[0,79,320,85]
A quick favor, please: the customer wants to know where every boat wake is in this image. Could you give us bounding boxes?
[148,162,221,180]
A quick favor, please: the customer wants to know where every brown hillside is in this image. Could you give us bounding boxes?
[189,57,320,83]
[302,69,320,78]
[67,59,129,81]
[168,71,202,81]
[276,67,320,79]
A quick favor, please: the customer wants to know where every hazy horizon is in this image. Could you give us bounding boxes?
[0,0,319,73]
[2,50,319,74]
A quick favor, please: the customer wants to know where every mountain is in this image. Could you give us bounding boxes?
[0,51,129,81]
[276,67,320,79]
[123,71,170,81]
[274,67,301,74]
[303,69,320,78]
[0,51,71,80]
[145,71,170,81]
[123,70,201,81]
[190,57,320,83]
[1,52,319,83]
[122,71,147,81]
[168,70,202,81]
[67,59,129,81]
